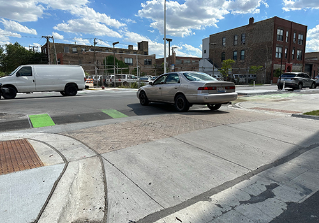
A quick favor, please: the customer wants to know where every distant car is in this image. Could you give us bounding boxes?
[277,72,316,90]
[137,71,238,112]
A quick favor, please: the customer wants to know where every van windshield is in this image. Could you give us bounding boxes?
[9,67,21,76]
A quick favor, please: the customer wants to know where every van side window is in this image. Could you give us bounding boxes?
[17,67,32,76]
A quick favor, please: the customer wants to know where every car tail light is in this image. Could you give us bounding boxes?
[225,86,235,90]
[198,87,216,90]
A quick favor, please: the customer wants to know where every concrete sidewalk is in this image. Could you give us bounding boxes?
[1,90,319,223]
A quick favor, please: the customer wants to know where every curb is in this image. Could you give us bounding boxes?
[291,114,319,120]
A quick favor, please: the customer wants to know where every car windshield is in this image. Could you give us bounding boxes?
[183,72,217,81]
[281,74,296,78]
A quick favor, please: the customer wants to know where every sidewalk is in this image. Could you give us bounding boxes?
[1,89,319,223]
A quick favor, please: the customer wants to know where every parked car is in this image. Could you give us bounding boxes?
[277,72,316,90]
[137,71,238,112]
[0,65,86,99]
[315,75,319,87]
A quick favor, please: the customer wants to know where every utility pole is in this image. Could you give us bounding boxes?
[42,36,57,64]
[42,36,52,64]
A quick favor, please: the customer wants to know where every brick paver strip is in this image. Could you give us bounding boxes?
[251,107,301,114]
[0,139,44,175]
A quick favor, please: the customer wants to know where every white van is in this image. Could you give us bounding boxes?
[0,64,86,99]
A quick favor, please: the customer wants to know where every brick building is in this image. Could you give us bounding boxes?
[156,50,201,73]
[41,41,157,76]
[305,52,319,78]
[201,16,307,83]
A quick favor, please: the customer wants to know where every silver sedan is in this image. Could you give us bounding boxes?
[137,71,238,112]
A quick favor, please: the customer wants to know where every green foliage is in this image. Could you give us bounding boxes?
[104,55,129,74]
[0,42,47,74]
[304,110,319,116]
[273,68,282,77]
[0,71,5,77]
[249,66,263,74]
[220,59,235,79]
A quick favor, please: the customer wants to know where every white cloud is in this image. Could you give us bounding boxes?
[283,0,319,11]
[306,39,319,52]
[96,39,111,47]
[52,32,64,40]
[73,37,90,45]
[54,19,122,38]
[0,0,44,22]
[1,19,37,35]
[0,28,21,45]
[41,0,89,11]
[138,0,265,37]
[69,6,126,29]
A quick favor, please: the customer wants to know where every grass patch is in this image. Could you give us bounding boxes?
[303,110,319,116]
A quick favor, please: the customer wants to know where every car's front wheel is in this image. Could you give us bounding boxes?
[174,94,189,112]
[2,86,17,99]
[207,104,222,111]
[298,83,303,90]
[139,91,149,106]
[310,82,316,89]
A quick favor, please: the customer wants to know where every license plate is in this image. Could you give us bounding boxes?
[217,87,226,93]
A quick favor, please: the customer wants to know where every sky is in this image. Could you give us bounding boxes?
[1,0,319,59]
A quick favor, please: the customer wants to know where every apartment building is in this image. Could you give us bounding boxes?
[41,41,157,76]
[201,16,307,83]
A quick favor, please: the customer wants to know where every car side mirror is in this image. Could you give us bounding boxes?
[149,81,153,85]
[16,72,20,77]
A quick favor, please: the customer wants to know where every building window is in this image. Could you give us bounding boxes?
[144,59,152,65]
[293,32,296,43]
[81,48,85,52]
[204,50,206,53]
[298,34,304,45]
[276,46,282,58]
[221,52,225,61]
[277,29,284,41]
[297,50,302,60]
[184,60,190,64]
[233,51,237,60]
[241,33,246,44]
[286,31,289,42]
[285,48,288,59]
[292,48,295,60]
[222,37,226,46]
[64,47,69,53]
[240,50,245,60]
[124,58,133,65]
[234,35,238,45]
[72,47,77,53]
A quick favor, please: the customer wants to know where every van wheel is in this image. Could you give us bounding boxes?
[3,87,17,99]
[60,91,66,96]
[65,85,77,96]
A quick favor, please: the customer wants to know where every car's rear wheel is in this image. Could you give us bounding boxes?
[139,91,149,106]
[174,94,189,112]
[65,84,78,96]
[310,82,316,89]
[2,86,17,99]
[60,91,66,96]
[207,104,222,111]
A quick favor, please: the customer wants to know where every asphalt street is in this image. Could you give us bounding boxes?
[0,86,319,223]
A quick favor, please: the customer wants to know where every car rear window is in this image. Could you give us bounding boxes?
[281,73,296,78]
[183,72,217,81]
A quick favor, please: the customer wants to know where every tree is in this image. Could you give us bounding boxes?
[103,55,129,74]
[249,65,263,75]
[0,42,47,74]
[219,59,235,80]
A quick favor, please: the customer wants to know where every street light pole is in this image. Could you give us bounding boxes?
[164,0,167,74]
[113,41,119,87]
[210,43,216,77]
